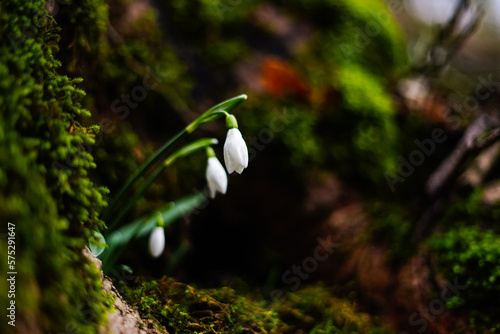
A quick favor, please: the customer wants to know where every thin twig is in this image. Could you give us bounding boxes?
[413,0,484,77]
[413,113,500,241]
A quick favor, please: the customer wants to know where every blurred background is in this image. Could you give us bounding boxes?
[3,0,500,333]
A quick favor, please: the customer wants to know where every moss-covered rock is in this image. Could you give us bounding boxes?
[120,277,393,334]
[428,225,500,332]
[0,0,111,332]
[424,188,500,332]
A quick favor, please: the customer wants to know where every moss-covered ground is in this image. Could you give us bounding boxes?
[120,277,392,334]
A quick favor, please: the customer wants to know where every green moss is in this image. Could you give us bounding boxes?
[286,0,406,189]
[120,277,393,334]
[0,0,111,332]
[276,0,407,72]
[275,285,392,334]
[421,189,500,331]
[428,225,500,332]
[329,64,399,183]
[120,277,280,333]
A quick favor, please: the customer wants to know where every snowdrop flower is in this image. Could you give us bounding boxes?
[223,115,248,174]
[206,148,228,198]
[149,226,165,258]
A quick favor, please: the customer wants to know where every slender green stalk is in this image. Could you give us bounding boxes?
[101,213,148,272]
[101,129,187,223]
[185,94,247,132]
[107,164,167,232]
[106,138,218,231]
[101,94,247,225]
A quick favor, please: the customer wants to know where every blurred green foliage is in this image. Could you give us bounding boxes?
[368,201,415,263]
[246,0,406,190]
[274,0,407,70]
[428,225,500,332]
[124,0,408,192]
[435,188,500,231]
[426,188,500,332]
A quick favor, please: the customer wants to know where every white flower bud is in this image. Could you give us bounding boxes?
[206,156,228,198]
[149,227,165,258]
[223,128,248,174]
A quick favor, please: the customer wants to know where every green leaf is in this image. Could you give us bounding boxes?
[164,137,218,166]
[107,138,217,230]
[186,94,248,133]
[205,94,248,114]
[100,192,207,273]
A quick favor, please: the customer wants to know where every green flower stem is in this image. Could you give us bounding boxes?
[101,129,187,223]
[225,114,239,129]
[107,164,167,232]
[101,213,148,272]
[206,146,216,158]
[155,211,165,228]
[106,138,218,231]
[164,138,219,167]
[185,93,247,132]
[100,193,205,273]
[101,94,247,225]
[185,110,230,133]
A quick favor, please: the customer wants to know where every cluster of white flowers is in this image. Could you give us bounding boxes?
[149,114,248,258]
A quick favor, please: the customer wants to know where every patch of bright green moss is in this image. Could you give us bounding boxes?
[427,189,500,332]
[428,225,500,332]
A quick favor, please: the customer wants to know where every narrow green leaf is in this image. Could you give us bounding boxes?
[164,137,218,166]
[186,94,248,133]
[100,192,207,273]
[205,94,247,114]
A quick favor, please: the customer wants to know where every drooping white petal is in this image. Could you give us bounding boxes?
[223,128,249,174]
[149,227,165,258]
[206,157,228,198]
